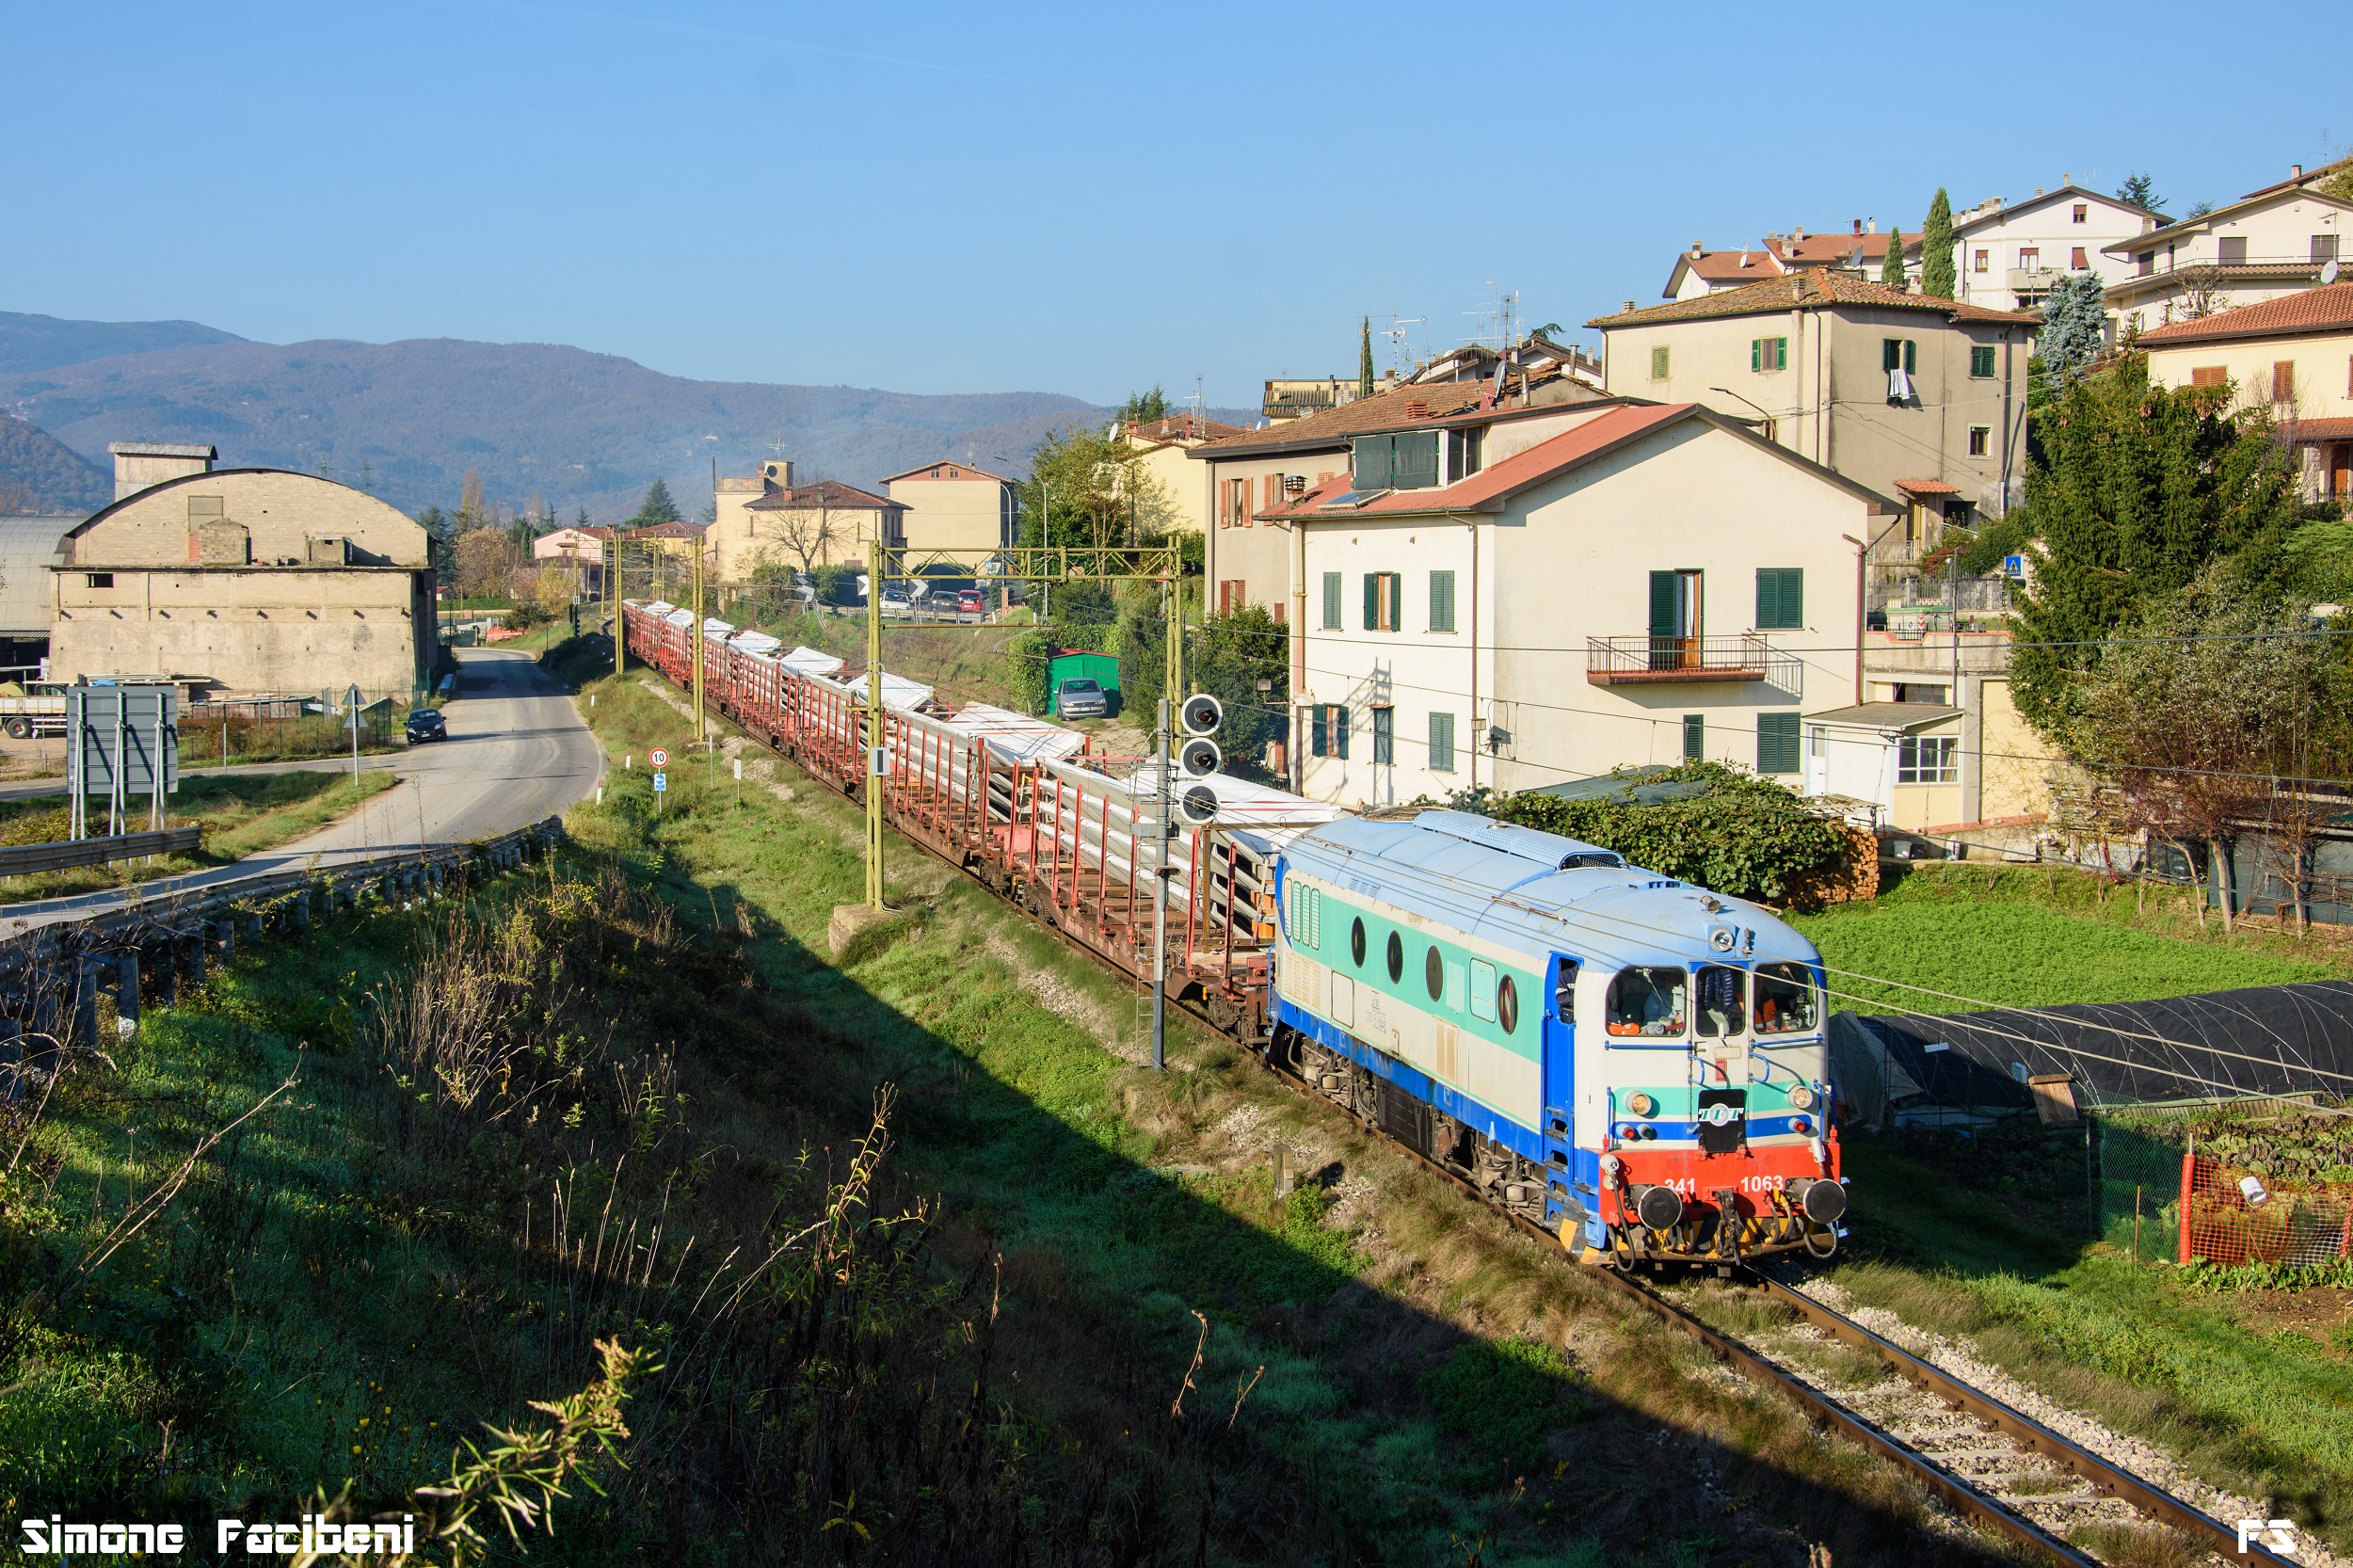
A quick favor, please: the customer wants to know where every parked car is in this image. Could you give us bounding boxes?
[1054,677,1109,719]
[955,587,986,616]
[405,707,449,744]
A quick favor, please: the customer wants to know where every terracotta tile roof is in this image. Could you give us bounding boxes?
[1258,405,1702,519]
[623,520,707,539]
[1126,413,1248,444]
[2285,416,2353,441]
[1766,230,1913,268]
[746,478,903,511]
[2241,153,2353,200]
[877,460,1014,484]
[2134,280,2353,344]
[1194,369,1614,457]
[1685,249,1784,281]
[1589,269,2041,329]
[1895,478,1961,496]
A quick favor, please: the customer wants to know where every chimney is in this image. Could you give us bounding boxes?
[1792,225,1806,242]
[1691,239,1704,254]
[1851,218,1863,236]
[108,441,216,502]
[2294,163,2305,179]
[1623,300,1636,312]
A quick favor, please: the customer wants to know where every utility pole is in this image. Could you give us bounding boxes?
[690,537,706,744]
[609,536,622,678]
[865,536,887,909]
[1151,696,1171,1071]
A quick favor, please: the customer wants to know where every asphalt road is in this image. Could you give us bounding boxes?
[0,648,603,931]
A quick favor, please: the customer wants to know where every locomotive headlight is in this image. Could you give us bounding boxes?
[1599,1154,1624,1189]
[1627,1092,1657,1118]
[1786,1085,1817,1112]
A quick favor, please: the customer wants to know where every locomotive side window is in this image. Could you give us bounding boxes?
[1554,959,1578,1022]
[1425,946,1444,1000]
[1351,917,1367,967]
[1694,965,1747,1037]
[1497,975,1519,1033]
[1385,930,1404,983]
[1753,962,1820,1034]
[1607,968,1687,1037]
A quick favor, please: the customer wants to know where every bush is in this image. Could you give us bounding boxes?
[1420,1336,1584,1468]
[1452,762,1855,904]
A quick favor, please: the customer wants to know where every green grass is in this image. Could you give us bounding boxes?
[1794,864,2344,1014]
[0,769,397,902]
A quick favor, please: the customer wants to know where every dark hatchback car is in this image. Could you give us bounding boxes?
[405,707,448,744]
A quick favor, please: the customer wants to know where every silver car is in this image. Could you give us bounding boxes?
[1055,677,1109,719]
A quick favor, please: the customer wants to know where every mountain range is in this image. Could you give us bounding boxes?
[0,311,1253,520]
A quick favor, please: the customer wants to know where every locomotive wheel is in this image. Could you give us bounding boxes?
[1206,992,1241,1036]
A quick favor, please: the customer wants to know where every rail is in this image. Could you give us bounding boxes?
[1585,633,1770,684]
[0,826,202,878]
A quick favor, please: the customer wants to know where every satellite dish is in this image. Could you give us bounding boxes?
[1179,693,1224,737]
[1179,737,1223,778]
[1177,784,1219,825]
[2326,259,2342,285]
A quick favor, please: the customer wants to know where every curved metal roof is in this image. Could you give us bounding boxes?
[1281,808,1820,972]
[0,515,79,635]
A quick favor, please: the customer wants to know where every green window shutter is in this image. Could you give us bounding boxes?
[1682,713,1705,761]
[1649,570,1678,637]
[1321,571,1341,629]
[1335,706,1350,760]
[1971,344,1995,377]
[1754,568,1802,630]
[1882,338,1900,372]
[1651,344,1671,379]
[1371,707,1393,764]
[1781,568,1801,627]
[1430,712,1455,773]
[1757,712,1800,775]
[1904,340,1917,375]
[1430,569,1455,632]
[1750,338,1761,373]
[1773,337,1787,370]
[1364,572,1378,631]
[1311,707,1328,756]
[1754,568,1777,629]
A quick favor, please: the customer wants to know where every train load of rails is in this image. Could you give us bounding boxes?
[621,599,1847,1266]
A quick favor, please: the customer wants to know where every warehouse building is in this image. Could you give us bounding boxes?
[49,443,437,696]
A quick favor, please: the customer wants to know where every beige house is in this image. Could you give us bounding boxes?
[1112,414,1245,540]
[1191,365,1621,623]
[723,479,904,575]
[2105,159,2353,336]
[711,460,796,578]
[878,460,1016,557]
[1589,271,2038,554]
[52,443,435,696]
[1261,402,1888,806]
[2138,280,2353,503]
[1947,183,2161,315]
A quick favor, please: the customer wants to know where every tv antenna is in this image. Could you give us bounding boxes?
[1383,313,1426,376]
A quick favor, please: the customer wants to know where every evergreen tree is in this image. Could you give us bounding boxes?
[2116,172,2165,214]
[2041,273,2107,385]
[2009,357,2305,739]
[576,505,591,530]
[628,479,681,528]
[1358,317,1374,399]
[1880,228,1909,291]
[1117,386,1170,424]
[1919,190,1956,300]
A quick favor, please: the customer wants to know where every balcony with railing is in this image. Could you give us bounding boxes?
[1586,633,1770,684]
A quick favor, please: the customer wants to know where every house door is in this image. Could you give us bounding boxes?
[2331,442,2352,500]
[1804,724,1830,795]
[1648,569,1702,671]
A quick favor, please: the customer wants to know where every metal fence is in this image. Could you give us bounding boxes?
[2089,1107,2353,1267]
[178,690,409,766]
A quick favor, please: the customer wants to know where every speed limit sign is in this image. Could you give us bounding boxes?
[649,747,670,768]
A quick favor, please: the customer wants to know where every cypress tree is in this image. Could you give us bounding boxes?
[1920,189,1956,299]
[629,479,681,527]
[1358,317,1375,399]
[1881,228,1909,291]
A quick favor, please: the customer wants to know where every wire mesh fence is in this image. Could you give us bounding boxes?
[179,690,412,767]
[2090,1104,2353,1267]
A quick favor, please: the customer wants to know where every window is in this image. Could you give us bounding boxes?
[1429,568,1456,632]
[2273,361,2297,402]
[2071,246,2089,270]
[1606,967,1688,1038]
[1756,712,1801,775]
[1353,431,1438,491]
[1429,712,1456,773]
[1974,248,1990,274]
[1897,734,1958,785]
[2018,246,2040,270]
[1681,713,1704,761]
[1370,705,1394,765]
[1969,425,1992,456]
[1750,335,1787,372]
[1217,579,1247,615]
[1695,965,1747,1038]
[1554,959,1578,1024]
[2138,251,2155,277]
[2190,365,2228,388]
[1753,567,1803,630]
[1321,571,1342,629]
[85,572,113,589]
[1753,962,1819,1035]
[1385,929,1404,983]
[1892,682,1947,704]
[2218,235,2248,265]
[2316,234,2342,264]
[2072,202,2089,224]
[1650,344,1672,379]
[1446,428,1483,482]
[1223,476,1250,528]
[1882,338,1917,375]
[1969,344,1996,377]
[1310,704,1351,759]
[1468,958,1497,1022]
[1363,571,1401,632]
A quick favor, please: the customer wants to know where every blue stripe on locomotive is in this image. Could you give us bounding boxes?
[1271,809,1829,1195]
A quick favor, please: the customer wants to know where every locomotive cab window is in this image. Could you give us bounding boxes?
[1607,968,1687,1037]
[1694,965,1747,1038]
[1753,962,1819,1034]
[1554,959,1578,1022]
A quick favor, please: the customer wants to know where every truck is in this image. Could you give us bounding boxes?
[0,684,68,739]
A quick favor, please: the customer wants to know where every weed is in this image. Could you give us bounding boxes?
[1422,1336,1586,1469]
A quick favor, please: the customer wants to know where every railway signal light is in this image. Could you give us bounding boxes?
[1177,784,1219,826]
[1179,693,1222,737]
[1179,737,1222,778]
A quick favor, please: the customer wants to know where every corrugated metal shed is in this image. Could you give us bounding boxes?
[0,517,77,635]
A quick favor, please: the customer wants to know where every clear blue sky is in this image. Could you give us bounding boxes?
[4,2,2345,408]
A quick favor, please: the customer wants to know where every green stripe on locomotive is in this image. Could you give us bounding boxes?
[1287,878,1545,1061]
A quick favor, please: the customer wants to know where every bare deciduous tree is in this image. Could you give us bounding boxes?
[456,529,521,602]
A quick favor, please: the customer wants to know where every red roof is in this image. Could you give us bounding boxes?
[1126,413,1248,445]
[1195,368,1611,456]
[1592,268,2039,329]
[624,520,706,538]
[2240,153,2353,200]
[746,478,902,511]
[2285,416,2353,441]
[2135,280,2353,344]
[1896,478,1961,496]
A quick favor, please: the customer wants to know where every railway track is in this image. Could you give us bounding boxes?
[641,661,2305,1568]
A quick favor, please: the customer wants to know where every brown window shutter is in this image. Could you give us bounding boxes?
[2274,361,2296,401]
[2191,366,2226,388]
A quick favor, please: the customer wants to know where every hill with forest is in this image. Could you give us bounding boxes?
[0,310,246,375]
[0,312,1252,522]
[0,411,109,514]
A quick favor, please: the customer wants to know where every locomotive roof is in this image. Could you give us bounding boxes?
[1282,809,1819,972]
